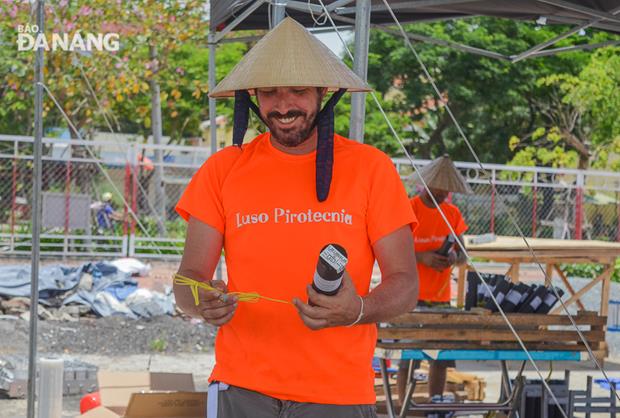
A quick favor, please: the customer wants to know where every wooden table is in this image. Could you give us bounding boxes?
[457,236,620,317]
[376,311,608,418]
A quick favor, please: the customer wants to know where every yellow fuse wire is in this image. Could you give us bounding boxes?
[173,273,292,306]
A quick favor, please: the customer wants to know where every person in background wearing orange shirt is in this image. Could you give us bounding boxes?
[397,155,471,411]
[173,18,419,418]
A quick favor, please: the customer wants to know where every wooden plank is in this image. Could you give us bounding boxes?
[545,264,554,286]
[600,266,612,317]
[590,322,606,351]
[550,265,614,314]
[378,328,605,343]
[387,311,606,327]
[465,251,615,263]
[467,251,619,260]
[508,263,520,283]
[553,264,586,311]
[376,341,589,351]
[465,235,620,252]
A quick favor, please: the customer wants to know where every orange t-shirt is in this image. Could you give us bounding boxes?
[176,133,416,405]
[411,195,468,302]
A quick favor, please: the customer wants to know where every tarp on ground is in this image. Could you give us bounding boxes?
[0,262,173,319]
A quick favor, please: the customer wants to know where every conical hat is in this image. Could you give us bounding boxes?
[210,17,371,98]
[410,154,473,194]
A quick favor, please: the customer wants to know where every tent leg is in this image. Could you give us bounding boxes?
[27,1,45,418]
[272,1,287,27]
[349,0,371,143]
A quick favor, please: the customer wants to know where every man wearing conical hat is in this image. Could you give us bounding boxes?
[397,154,470,408]
[173,18,419,417]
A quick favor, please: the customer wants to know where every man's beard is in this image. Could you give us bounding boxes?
[264,102,321,148]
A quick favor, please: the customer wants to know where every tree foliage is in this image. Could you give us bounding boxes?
[0,0,245,142]
[334,92,408,155]
[365,17,616,163]
[1,5,618,168]
[510,47,620,169]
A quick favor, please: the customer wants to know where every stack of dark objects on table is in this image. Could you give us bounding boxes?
[465,272,564,313]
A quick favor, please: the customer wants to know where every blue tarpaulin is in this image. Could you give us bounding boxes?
[0,262,170,318]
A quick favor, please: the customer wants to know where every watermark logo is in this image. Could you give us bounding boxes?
[17,25,119,52]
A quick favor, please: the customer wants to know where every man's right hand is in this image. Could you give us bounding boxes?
[197,280,238,326]
[417,251,451,272]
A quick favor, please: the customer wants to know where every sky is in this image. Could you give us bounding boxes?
[314,29,354,58]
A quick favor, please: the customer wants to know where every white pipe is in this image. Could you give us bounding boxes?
[37,358,63,418]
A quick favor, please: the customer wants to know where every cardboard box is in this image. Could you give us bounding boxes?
[79,371,207,418]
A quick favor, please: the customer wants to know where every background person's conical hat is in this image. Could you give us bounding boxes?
[210,17,371,98]
[410,154,473,194]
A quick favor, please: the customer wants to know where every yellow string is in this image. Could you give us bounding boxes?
[173,273,292,306]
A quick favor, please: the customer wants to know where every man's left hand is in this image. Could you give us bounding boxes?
[292,272,362,330]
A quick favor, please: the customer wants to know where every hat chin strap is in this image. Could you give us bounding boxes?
[232,88,347,202]
[232,90,263,147]
[314,88,346,202]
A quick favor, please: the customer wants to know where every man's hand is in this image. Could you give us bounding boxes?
[292,273,362,330]
[197,280,238,326]
[417,251,451,272]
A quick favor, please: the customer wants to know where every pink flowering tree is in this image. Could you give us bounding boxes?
[0,0,246,142]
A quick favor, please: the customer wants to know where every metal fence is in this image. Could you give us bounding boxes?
[2,134,620,260]
[394,158,620,242]
[0,134,204,259]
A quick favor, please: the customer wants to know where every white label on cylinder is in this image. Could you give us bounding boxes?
[505,290,522,305]
[530,296,543,310]
[543,292,556,305]
[313,271,342,293]
[320,245,347,273]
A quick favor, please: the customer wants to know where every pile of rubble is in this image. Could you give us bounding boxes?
[0,298,88,321]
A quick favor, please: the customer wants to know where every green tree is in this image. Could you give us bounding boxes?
[510,47,620,169]
[365,17,613,162]
[334,93,409,155]
[0,1,246,142]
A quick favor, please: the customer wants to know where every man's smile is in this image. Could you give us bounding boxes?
[274,115,300,125]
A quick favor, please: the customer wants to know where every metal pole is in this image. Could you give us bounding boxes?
[123,162,130,237]
[213,0,267,44]
[616,191,620,242]
[208,25,223,281]
[379,359,396,418]
[512,5,620,62]
[272,1,287,27]
[575,174,584,240]
[149,44,167,235]
[131,146,138,253]
[63,158,71,258]
[208,34,217,156]
[490,171,496,234]
[349,0,371,142]
[10,148,17,252]
[532,183,538,238]
[27,1,44,417]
